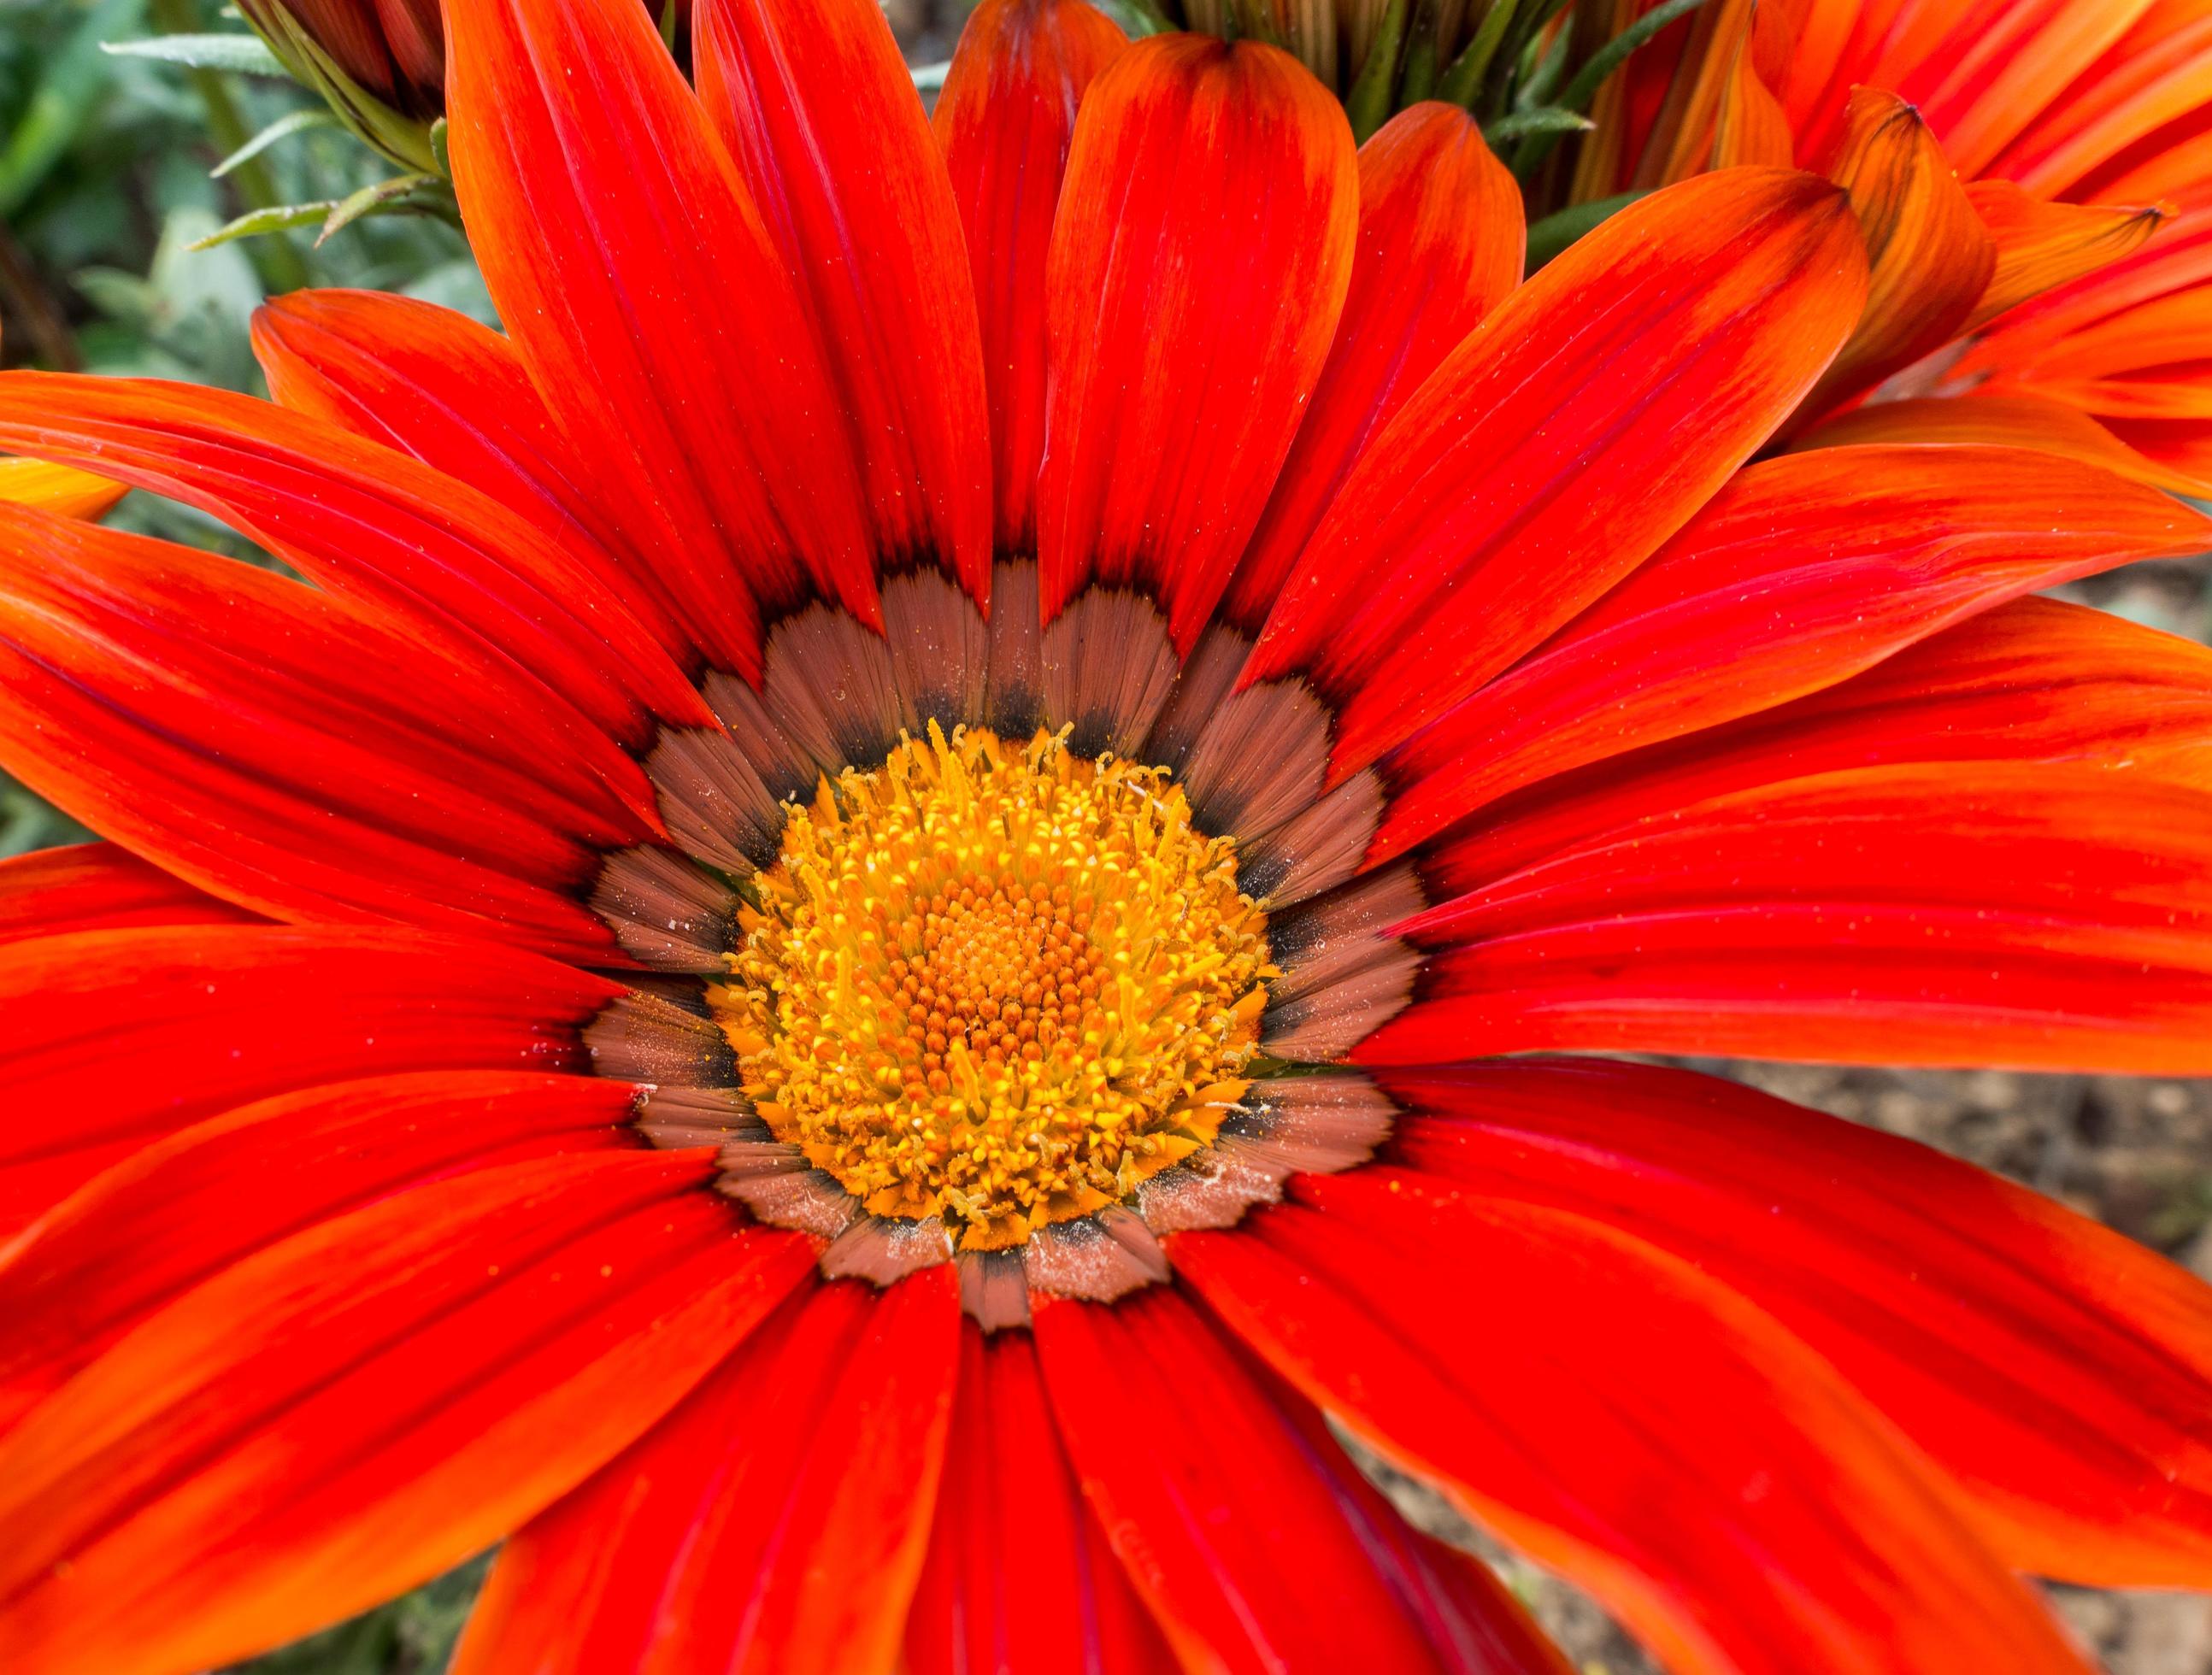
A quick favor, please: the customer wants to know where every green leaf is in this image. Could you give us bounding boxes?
[317,172,441,244]
[428,115,452,179]
[1485,106,1593,142]
[185,198,334,250]
[211,106,333,177]
[1552,0,1709,116]
[0,0,146,220]
[102,31,290,75]
[1524,189,1650,269]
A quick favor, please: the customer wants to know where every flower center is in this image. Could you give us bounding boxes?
[709,724,1274,1250]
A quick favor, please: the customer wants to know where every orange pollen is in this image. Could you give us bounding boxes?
[709,724,1274,1250]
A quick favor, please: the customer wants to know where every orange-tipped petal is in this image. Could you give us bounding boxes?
[0,1149,813,1675]
[453,1271,957,1675]
[1791,391,2212,495]
[932,0,1128,557]
[1246,168,1868,780]
[694,0,992,603]
[1225,101,1522,627]
[1380,1057,2212,1589]
[1038,33,1358,653]
[1175,1180,2091,1675]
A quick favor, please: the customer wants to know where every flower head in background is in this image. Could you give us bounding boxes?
[3,0,2212,1671]
[1562,0,2212,490]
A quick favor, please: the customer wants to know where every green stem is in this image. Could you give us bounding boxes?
[1435,0,1519,110]
[150,0,310,292]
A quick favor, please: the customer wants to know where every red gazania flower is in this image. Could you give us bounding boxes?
[5,0,2212,1670]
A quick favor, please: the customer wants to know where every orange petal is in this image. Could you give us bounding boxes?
[1990,1,2212,199]
[1245,167,1867,781]
[1225,101,1521,627]
[0,457,124,520]
[0,1149,814,1674]
[932,0,1128,556]
[1897,0,2159,178]
[1799,88,1994,423]
[1038,33,1358,653]
[1966,179,2168,331]
[694,0,992,604]
[1790,391,2212,494]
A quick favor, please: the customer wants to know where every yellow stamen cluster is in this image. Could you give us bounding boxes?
[712,724,1274,1249]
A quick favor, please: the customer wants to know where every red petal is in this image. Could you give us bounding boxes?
[0,924,616,1230]
[1423,595,2212,889]
[933,0,1129,556]
[694,0,991,602]
[0,1149,813,1674]
[444,0,880,673]
[904,1323,1178,1675]
[0,374,708,749]
[252,290,695,666]
[1038,34,1358,652]
[1789,392,2209,496]
[0,508,640,961]
[0,843,253,945]
[0,1070,638,1426]
[1380,762,2212,1073]
[1377,1056,2212,1587]
[1225,102,1523,628]
[453,1269,958,1675]
[1033,1286,1571,1672]
[1174,1178,2091,1675]
[1244,168,1868,779]
[1375,444,2212,860]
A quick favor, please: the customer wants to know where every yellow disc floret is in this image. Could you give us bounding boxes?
[711,723,1274,1250]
